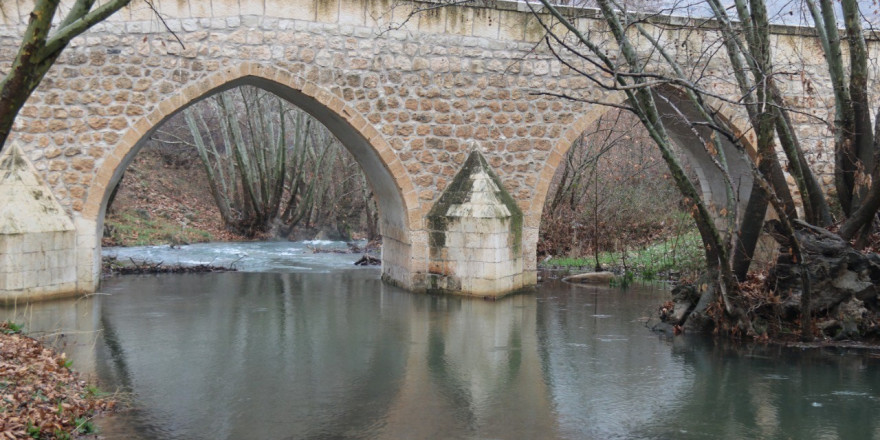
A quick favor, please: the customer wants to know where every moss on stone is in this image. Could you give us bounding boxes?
[426,150,523,253]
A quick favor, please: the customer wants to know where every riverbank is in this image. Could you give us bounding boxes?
[540,232,705,285]
[0,322,116,439]
[102,149,251,247]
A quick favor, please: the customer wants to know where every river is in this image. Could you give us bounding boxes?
[3,242,880,439]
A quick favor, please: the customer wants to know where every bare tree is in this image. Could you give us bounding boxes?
[156,86,377,240]
[516,0,878,338]
[806,0,880,243]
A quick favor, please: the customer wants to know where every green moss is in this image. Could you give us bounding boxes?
[426,151,523,253]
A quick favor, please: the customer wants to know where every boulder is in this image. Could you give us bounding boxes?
[563,271,615,284]
[668,283,700,325]
[766,220,880,315]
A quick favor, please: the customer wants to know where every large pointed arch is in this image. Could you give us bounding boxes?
[81,62,419,287]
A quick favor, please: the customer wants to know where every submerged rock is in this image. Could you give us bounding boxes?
[563,271,615,284]
[355,254,380,266]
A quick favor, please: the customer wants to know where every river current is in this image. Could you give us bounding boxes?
[3,241,880,439]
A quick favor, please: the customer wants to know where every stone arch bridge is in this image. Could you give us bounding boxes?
[0,0,847,301]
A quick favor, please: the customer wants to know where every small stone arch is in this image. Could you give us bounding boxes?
[80,62,420,288]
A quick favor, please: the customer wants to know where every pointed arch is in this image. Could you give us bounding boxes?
[525,88,759,256]
[81,62,420,287]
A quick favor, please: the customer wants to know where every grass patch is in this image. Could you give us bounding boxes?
[104,210,215,247]
[543,231,704,281]
[2,320,23,335]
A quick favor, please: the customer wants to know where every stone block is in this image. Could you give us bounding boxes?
[156,0,190,18]
[463,232,485,249]
[482,232,505,249]
[494,261,513,279]
[481,261,498,279]
[523,256,537,272]
[190,1,212,18]
[338,0,365,26]
[315,0,339,23]
[445,5,473,36]
[418,5,445,33]
[5,271,22,290]
[240,0,265,16]
[471,8,499,39]
[462,261,483,278]
[522,270,538,286]
[512,273,523,289]
[474,247,497,263]
[498,9,525,41]
[446,231,464,248]
[62,265,77,284]
[1,235,21,257]
[2,250,22,273]
[267,0,316,20]
[21,234,44,253]
[36,269,52,287]
[365,0,394,28]
[212,0,239,17]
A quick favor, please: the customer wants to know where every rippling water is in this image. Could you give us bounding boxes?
[104,240,363,272]
[4,242,880,439]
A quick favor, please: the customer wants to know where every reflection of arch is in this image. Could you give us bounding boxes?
[82,63,418,284]
[527,88,757,231]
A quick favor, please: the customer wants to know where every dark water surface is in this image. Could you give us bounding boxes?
[4,245,880,439]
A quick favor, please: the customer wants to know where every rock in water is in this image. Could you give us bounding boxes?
[355,255,380,266]
[563,271,615,284]
[668,284,700,325]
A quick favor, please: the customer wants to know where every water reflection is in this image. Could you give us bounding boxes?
[652,337,880,439]
[3,272,880,439]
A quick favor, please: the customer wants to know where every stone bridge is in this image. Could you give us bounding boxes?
[0,0,856,301]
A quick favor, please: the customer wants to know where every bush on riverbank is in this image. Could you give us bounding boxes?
[0,322,116,439]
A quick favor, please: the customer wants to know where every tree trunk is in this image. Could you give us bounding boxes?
[1,0,133,150]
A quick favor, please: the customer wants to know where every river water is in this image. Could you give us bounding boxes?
[4,242,880,439]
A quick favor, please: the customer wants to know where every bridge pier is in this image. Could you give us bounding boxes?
[414,151,530,297]
[0,144,80,303]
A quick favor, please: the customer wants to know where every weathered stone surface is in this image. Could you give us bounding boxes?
[0,144,77,302]
[426,150,523,296]
[767,221,880,316]
[0,144,74,235]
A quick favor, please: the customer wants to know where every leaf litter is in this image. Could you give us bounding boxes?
[1,322,116,439]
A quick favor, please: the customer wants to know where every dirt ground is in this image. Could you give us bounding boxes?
[102,147,250,247]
